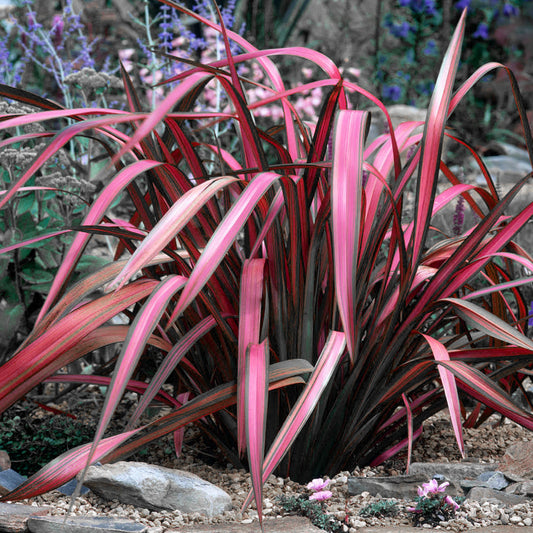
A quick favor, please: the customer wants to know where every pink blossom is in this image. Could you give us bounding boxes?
[309,490,332,501]
[418,479,449,498]
[445,495,460,510]
[307,478,330,491]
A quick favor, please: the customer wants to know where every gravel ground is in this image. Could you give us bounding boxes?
[14,407,533,533]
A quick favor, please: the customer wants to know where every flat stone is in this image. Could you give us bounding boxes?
[409,462,494,482]
[476,471,509,490]
[460,479,490,492]
[347,474,427,499]
[27,516,147,533]
[0,453,10,472]
[498,441,533,479]
[0,503,51,533]
[0,471,26,497]
[467,486,529,505]
[169,516,322,533]
[81,462,232,518]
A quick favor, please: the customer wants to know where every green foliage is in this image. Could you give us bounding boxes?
[276,494,343,532]
[359,499,399,518]
[410,493,465,527]
[0,412,94,476]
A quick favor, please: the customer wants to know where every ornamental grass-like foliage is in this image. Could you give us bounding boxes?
[0,2,533,521]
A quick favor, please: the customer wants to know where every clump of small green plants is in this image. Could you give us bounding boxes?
[408,479,463,527]
[359,499,399,518]
[0,412,94,476]
[276,478,343,533]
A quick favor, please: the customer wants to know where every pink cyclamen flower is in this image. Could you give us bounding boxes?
[418,479,449,498]
[307,478,330,491]
[309,490,332,501]
[445,495,460,511]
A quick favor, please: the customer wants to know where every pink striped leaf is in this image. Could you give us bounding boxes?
[369,425,423,467]
[242,331,346,511]
[85,275,188,470]
[331,110,369,362]
[0,430,141,502]
[438,360,533,429]
[421,334,464,457]
[238,259,266,455]
[169,172,283,323]
[108,176,238,291]
[245,340,269,526]
[27,255,172,345]
[127,314,224,429]
[442,298,533,350]
[45,374,179,407]
[411,10,466,267]
[0,279,158,413]
[38,160,173,322]
[102,360,313,464]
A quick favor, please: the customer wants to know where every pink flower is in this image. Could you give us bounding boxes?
[445,495,460,511]
[309,490,332,501]
[418,479,449,498]
[307,478,330,491]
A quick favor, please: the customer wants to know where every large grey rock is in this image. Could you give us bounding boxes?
[484,155,532,183]
[409,462,495,482]
[81,462,232,518]
[27,516,146,533]
[477,471,509,491]
[467,486,529,505]
[0,503,50,533]
[347,474,427,499]
[0,471,26,497]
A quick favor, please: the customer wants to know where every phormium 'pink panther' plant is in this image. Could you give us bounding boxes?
[0,2,533,522]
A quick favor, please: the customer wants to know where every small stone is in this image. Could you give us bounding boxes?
[524,517,533,526]
[0,452,10,472]
[510,514,522,524]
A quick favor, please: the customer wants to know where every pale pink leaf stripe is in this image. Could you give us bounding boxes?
[332,110,369,362]
[238,259,266,456]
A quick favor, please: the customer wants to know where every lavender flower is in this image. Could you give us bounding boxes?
[383,84,402,102]
[502,3,520,16]
[473,22,489,39]
[454,0,471,9]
